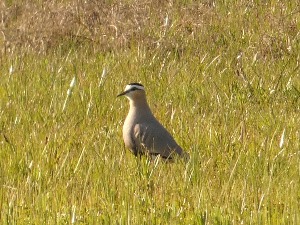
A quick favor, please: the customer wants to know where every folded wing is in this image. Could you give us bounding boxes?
[133,121,185,159]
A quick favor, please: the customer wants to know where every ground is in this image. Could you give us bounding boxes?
[0,1,299,224]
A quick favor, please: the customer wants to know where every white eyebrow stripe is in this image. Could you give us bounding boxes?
[125,84,145,91]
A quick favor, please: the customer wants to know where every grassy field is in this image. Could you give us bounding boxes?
[0,0,300,224]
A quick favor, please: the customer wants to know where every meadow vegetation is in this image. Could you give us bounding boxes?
[0,0,299,224]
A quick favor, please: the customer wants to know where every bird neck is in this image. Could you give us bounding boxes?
[129,96,153,116]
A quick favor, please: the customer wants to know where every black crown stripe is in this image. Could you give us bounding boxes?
[128,83,144,87]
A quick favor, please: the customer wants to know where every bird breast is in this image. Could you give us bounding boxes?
[122,111,139,150]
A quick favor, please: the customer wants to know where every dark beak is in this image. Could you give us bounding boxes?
[117,90,130,97]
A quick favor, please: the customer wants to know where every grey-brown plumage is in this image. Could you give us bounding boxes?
[117,83,189,160]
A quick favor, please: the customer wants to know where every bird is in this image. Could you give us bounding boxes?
[117,82,189,161]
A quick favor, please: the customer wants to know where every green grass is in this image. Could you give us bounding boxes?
[0,1,300,224]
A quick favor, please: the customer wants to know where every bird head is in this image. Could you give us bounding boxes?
[117,83,145,100]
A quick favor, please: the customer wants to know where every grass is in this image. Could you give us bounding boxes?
[0,0,300,224]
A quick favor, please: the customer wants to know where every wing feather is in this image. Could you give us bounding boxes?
[133,122,184,158]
